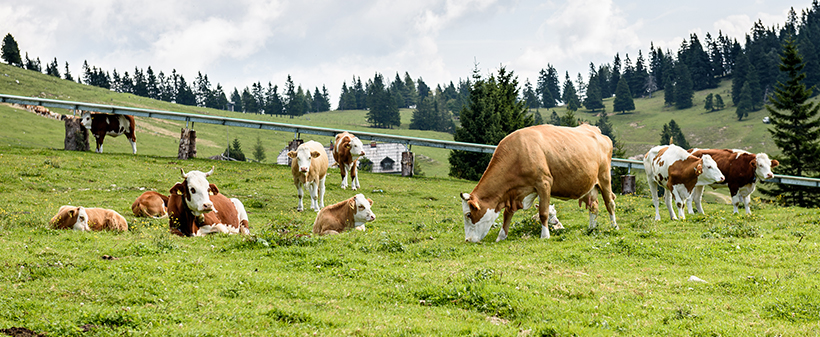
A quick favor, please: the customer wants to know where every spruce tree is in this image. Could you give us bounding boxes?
[760,37,820,207]
[532,110,543,125]
[548,110,561,126]
[659,119,690,149]
[1,33,22,67]
[735,82,753,120]
[663,75,675,107]
[613,77,635,113]
[714,94,725,110]
[252,136,266,162]
[674,64,694,109]
[704,93,714,111]
[63,62,73,81]
[562,72,581,111]
[560,110,579,127]
[583,69,604,112]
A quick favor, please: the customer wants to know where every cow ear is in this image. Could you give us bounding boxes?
[311,151,321,158]
[209,184,219,196]
[287,151,297,158]
[696,163,703,175]
[349,198,356,210]
[468,199,481,211]
[460,193,471,201]
[750,158,757,168]
[170,183,185,196]
[771,159,780,168]
[367,198,373,206]
[68,209,76,217]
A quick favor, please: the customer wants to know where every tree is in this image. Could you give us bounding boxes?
[735,82,753,120]
[562,72,581,111]
[704,93,714,111]
[674,64,694,109]
[1,33,22,67]
[522,80,540,109]
[45,58,60,77]
[548,110,561,126]
[583,67,604,112]
[596,112,628,192]
[714,94,725,110]
[663,75,675,107]
[223,138,246,161]
[230,88,243,112]
[659,119,689,149]
[284,75,299,117]
[63,62,73,81]
[532,110,543,125]
[560,110,579,127]
[613,77,635,113]
[252,136,266,162]
[365,73,400,128]
[449,66,532,180]
[760,37,820,207]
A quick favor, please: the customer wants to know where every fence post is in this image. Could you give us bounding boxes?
[63,116,90,151]
[621,175,636,194]
[178,128,197,159]
[401,151,414,177]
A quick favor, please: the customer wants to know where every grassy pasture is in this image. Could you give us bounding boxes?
[0,146,819,336]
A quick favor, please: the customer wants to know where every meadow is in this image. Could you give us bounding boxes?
[2,63,820,336]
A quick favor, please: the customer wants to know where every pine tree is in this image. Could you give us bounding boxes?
[523,80,540,109]
[365,73,400,128]
[583,69,604,112]
[252,136,266,162]
[704,93,714,111]
[1,33,22,67]
[230,88,243,112]
[548,110,561,126]
[45,58,60,77]
[410,95,436,131]
[561,110,579,127]
[745,64,763,110]
[760,36,820,207]
[613,77,635,113]
[63,62,73,81]
[532,110,543,125]
[714,94,725,110]
[663,75,675,107]
[223,138,246,161]
[284,75,298,117]
[659,119,690,149]
[674,64,694,109]
[735,82,753,120]
[562,72,581,111]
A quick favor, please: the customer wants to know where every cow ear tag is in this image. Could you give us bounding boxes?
[208,191,214,196]
[176,190,183,195]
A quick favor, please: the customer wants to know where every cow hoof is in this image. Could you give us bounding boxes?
[297,207,304,212]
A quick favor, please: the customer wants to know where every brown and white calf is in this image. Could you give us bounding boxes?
[50,205,128,231]
[131,191,169,218]
[643,144,725,221]
[313,194,376,235]
[288,140,328,212]
[167,167,250,236]
[333,132,366,190]
[80,111,137,154]
[686,149,779,214]
[460,124,618,243]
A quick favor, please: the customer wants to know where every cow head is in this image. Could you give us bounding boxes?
[461,193,499,243]
[288,146,322,176]
[74,206,90,231]
[350,193,376,227]
[79,111,93,130]
[171,167,217,216]
[348,137,366,158]
[752,153,778,180]
[696,154,725,185]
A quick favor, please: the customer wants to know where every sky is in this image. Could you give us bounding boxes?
[0,0,812,109]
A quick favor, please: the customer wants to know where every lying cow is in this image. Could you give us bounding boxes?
[643,144,725,220]
[686,149,779,215]
[313,194,376,235]
[288,140,328,212]
[80,111,137,154]
[168,167,250,236]
[131,191,169,218]
[50,205,128,231]
[461,124,618,243]
[332,132,366,190]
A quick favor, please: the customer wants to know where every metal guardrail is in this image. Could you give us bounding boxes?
[3,93,819,187]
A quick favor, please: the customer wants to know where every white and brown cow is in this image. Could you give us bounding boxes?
[131,191,169,218]
[686,149,779,215]
[313,193,376,235]
[460,124,618,243]
[167,167,250,237]
[333,131,366,190]
[80,111,137,154]
[643,144,725,221]
[288,140,328,212]
[50,205,128,231]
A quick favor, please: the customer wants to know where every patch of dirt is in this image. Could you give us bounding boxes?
[1,327,46,337]
[135,118,219,148]
[705,191,732,204]
[628,122,645,129]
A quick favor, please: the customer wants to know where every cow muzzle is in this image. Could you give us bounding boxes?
[765,173,774,179]
[201,202,214,213]
[300,167,309,173]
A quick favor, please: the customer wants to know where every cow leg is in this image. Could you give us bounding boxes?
[351,163,359,191]
[94,134,105,153]
[743,195,752,214]
[647,179,662,221]
[688,186,703,214]
[318,176,326,210]
[671,187,687,220]
[495,209,514,242]
[128,134,137,154]
[309,181,319,212]
[664,189,678,220]
[584,188,600,229]
[340,164,348,190]
[597,181,618,229]
[296,182,305,212]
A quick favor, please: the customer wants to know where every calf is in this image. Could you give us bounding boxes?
[131,191,169,218]
[643,144,725,220]
[332,132,366,190]
[686,149,779,214]
[288,140,328,212]
[50,205,128,231]
[168,167,250,236]
[313,194,376,235]
[80,111,137,154]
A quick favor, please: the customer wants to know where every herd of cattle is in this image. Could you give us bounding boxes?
[43,110,780,243]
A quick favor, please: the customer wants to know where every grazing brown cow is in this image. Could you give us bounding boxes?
[460,124,617,243]
[80,111,137,154]
[643,144,724,220]
[50,205,128,231]
[288,141,328,212]
[167,167,250,237]
[332,132,366,190]
[686,148,779,214]
[313,193,376,235]
[131,191,170,218]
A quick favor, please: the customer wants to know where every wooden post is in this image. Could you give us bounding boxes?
[621,175,636,194]
[401,151,414,177]
[178,128,197,160]
[287,139,304,166]
[63,116,90,151]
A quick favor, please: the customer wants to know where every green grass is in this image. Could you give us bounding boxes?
[0,146,819,336]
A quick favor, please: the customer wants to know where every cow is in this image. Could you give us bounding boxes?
[50,205,128,231]
[167,167,250,236]
[686,149,779,215]
[460,124,618,243]
[332,132,366,190]
[288,140,328,212]
[643,144,725,221]
[313,193,376,235]
[131,191,169,218]
[79,111,137,154]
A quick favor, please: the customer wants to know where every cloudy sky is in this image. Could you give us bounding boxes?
[0,0,810,108]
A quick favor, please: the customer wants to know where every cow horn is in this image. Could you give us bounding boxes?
[180,168,188,178]
[205,166,214,177]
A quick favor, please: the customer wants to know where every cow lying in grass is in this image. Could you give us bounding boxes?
[313,194,376,235]
[50,205,128,231]
[131,191,169,218]
[168,167,250,236]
